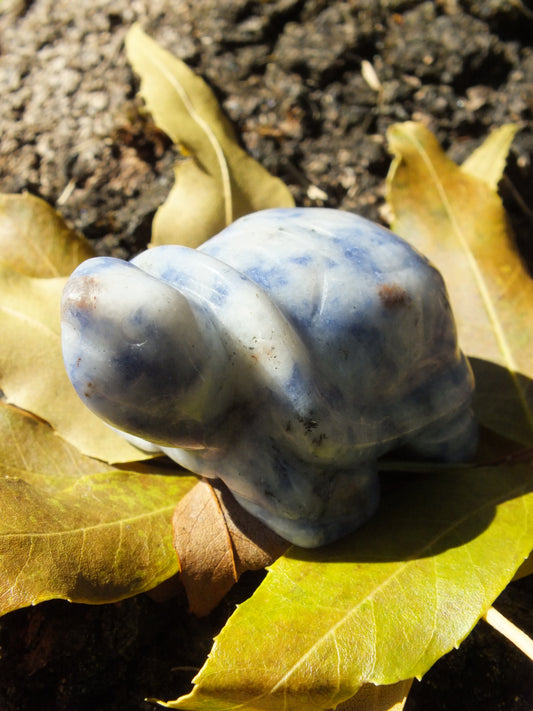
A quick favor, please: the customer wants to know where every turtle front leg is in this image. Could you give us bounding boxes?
[228,461,381,548]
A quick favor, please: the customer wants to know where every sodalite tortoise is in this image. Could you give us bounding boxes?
[61,208,477,547]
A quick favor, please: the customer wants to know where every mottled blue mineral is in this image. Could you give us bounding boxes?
[61,208,477,547]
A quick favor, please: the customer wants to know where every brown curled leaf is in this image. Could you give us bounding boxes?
[173,479,289,616]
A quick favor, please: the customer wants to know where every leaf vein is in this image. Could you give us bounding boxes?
[0,506,174,538]
[261,479,531,699]
[143,51,233,227]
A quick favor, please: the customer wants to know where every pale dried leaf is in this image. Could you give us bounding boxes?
[386,121,533,444]
[125,24,294,248]
[336,680,413,711]
[0,265,150,462]
[461,124,519,190]
[0,193,94,277]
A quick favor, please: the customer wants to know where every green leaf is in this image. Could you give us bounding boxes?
[0,265,149,462]
[513,553,533,581]
[385,121,533,445]
[0,192,94,277]
[164,465,533,710]
[0,401,197,615]
[125,24,294,248]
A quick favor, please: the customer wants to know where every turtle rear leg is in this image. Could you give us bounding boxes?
[406,406,478,463]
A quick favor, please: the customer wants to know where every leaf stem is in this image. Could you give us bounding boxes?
[483,606,533,662]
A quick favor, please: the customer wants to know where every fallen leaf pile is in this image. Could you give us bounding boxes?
[0,25,531,711]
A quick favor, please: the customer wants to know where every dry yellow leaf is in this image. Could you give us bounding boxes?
[0,192,94,277]
[461,124,518,190]
[336,680,413,711]
[386,122,533,444]
[164,463,533,710]
[0,401,197,615]
[125,24,294,248]
[0,265,151,462]
[513,554,533,581]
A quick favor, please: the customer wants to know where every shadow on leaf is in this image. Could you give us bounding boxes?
[286,461,532,565]
[470,356,533,448]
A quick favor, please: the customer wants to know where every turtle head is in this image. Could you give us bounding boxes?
[61,257,218,446]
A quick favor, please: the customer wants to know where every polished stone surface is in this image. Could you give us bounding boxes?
[62,208,477,547]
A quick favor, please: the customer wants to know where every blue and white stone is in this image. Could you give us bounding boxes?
[61,208,477,547]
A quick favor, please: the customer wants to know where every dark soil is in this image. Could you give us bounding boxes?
[0,0,532,709]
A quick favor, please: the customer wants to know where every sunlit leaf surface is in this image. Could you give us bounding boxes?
[0,265,152,462]
[0,192,94,277]
[164,465,533,710]
[386,122,533,445]
[0,402,197,615]
[461,124,518,190]
[125,24,294,248]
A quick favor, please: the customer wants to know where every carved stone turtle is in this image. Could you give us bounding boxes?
[61,208,477,547]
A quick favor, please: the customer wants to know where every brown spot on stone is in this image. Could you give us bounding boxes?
[378,283,410,308]
[61,275,100,317]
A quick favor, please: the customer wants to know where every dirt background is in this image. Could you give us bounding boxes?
[0,0,532,709]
